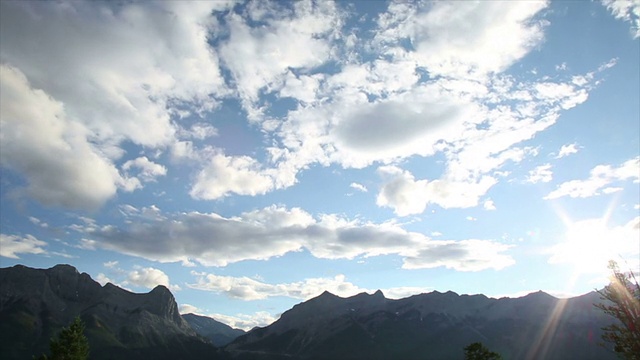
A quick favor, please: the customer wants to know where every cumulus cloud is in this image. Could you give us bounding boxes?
[207,311,278,331]
[122,157,167,183]
[527,164,553,183]
[190,154,276,199]
[545,157,639,199]
[602,0,640,38]
[0,65,131,209]
[218,0,341,117]
[80,205,514,271]
[555,143,580,159]
[375,1,548,78]
[0,234,47,258]
[376,166,497,216]
[349,182,368,192]
[0,0,613,209]
[127,267,181,291]
[190,272,434,302]
[483,199,497,211]
[0,1,228,209]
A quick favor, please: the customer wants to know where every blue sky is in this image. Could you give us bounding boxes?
[1,0,638,330]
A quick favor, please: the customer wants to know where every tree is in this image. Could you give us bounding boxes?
[594,260,640,360]
[35,317,89,360]
[463,342,502,360]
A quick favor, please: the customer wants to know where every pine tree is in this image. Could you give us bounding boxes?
[595,261,640,360]
[35,317,89,360]
[463,342,502,360]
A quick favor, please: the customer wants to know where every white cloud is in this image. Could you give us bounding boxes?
[218,1,341,118]
[375,2,548,78]
[0,1,229,209]
[602,187,623,194]
[0,65,132,209]
[127,267,181,291]
[190,273,365,301]
[402,239,515,271]
[349,182,368,192]
[545,157,640,199]
[95,273,114,286]
[555,143,580,159]
[483,199,497,211]
[190,154,277,199]
[376,166,497,216]
[103,261,119,268]
[122,157,167,183]
[602,0,640,38]
[83,205,514,272]
[179,304,202,315]
[0,234,47,259]
[527,164,553,183]
[190,272,435,303]
[207,311,277,331]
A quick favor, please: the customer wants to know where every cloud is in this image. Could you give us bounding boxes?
[0,0,613,209]
[81,205,514,272]
[207,311,278,331]
[0,1,229,208]
[602,0,640,38]
[190,272,434,302]
[555,143,580,159]
[218,1,341,117]
[190,154,276,199]
[0,234,47,259]
[0,65,131,209]
[179,304,202,315]
[527,164,553,183]
[376,166,497,216]
[545,157,640,199]
[483,199,497,211]
[402,239,515,271]
[127,267,181,291]
[349,182,368,192]
[375,1,548,78]
[103,261,119,268]
[122,157,167,183]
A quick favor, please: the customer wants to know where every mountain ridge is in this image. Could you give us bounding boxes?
[226,287,616,360]
[0,264,220,360]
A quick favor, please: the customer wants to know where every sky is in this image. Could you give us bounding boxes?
[0,0,639,331]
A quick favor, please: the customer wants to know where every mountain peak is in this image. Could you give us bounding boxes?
[373,289,384,298]
[318,290,338,298]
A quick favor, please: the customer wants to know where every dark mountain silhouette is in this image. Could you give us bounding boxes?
[183,313,245,346]
[0,264,221,360]
[226,289,618,360]
[1,264,621,360]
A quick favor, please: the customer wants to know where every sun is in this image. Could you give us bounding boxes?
[548,215,640,282]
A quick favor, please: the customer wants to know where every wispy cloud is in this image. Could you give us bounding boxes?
[527,164,553,184]
[554,143,580,159]
[545,157,639,199]
[602,0,640,38]
[350,182,368,192]
[0,234,47,259]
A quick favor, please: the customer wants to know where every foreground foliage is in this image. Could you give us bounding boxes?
[595,261,640,360]
[35,317,89,360]
[463,342,502,360]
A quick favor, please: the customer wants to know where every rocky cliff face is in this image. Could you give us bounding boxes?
[0,264,218,360]
[226,289,617,360]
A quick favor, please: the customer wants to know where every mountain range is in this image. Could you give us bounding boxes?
[0,264,620,359]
